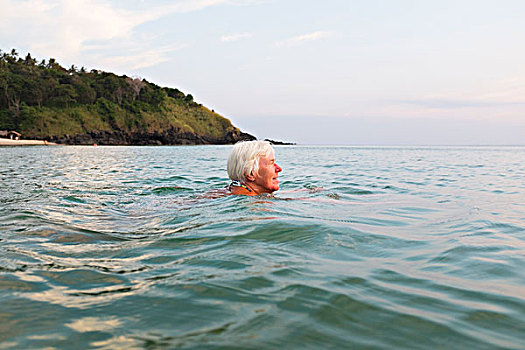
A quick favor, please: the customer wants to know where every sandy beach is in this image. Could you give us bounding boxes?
[0,138,58,146]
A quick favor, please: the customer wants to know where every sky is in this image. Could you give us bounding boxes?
[1,0,524,145]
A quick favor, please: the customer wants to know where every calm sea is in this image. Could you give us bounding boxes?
[1,145,524,349]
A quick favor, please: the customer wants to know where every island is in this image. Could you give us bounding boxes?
[0,49,257,145]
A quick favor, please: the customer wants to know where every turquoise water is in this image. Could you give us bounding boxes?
[1,145,524,349]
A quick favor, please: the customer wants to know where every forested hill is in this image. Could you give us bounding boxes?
[0,49,255,145]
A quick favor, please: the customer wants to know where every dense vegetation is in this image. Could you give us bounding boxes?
[0,49,253,144]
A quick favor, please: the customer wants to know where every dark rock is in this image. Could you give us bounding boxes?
[264,138,296,145]
[48,128,257,146]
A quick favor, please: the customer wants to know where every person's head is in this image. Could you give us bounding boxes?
[227,140,282,194]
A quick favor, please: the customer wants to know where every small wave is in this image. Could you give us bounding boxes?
[61,195,87,204]
[151,186,193,195]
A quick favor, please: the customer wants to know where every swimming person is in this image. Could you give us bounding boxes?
[227,140,282,196]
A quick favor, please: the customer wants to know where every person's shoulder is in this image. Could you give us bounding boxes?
[229,185,256,196]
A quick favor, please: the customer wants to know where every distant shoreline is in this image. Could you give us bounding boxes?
[0,138,58,146]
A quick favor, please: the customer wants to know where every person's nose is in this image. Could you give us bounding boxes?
[275,163,282,172]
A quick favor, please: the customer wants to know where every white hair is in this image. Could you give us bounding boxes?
[227,140,274,182]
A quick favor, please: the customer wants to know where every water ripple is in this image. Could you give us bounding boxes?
[1,145,524,349]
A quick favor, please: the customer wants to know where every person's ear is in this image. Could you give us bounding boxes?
[246,171,255,181]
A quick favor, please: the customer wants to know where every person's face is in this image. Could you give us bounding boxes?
[251,151,282,193]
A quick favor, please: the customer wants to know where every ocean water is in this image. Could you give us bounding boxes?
[1,145,524,349]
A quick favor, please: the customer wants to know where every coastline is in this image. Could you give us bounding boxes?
[0,138,58,146]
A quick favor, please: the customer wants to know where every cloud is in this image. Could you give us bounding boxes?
[369,77,525,123]
[91,45,187,71]
[148,0,227,16]
[401,99,525,109]
[401,79,525,110]
[0,0,233,71]
[275,31,334,47]
[1,0,148,55]
[220,32,253,42]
